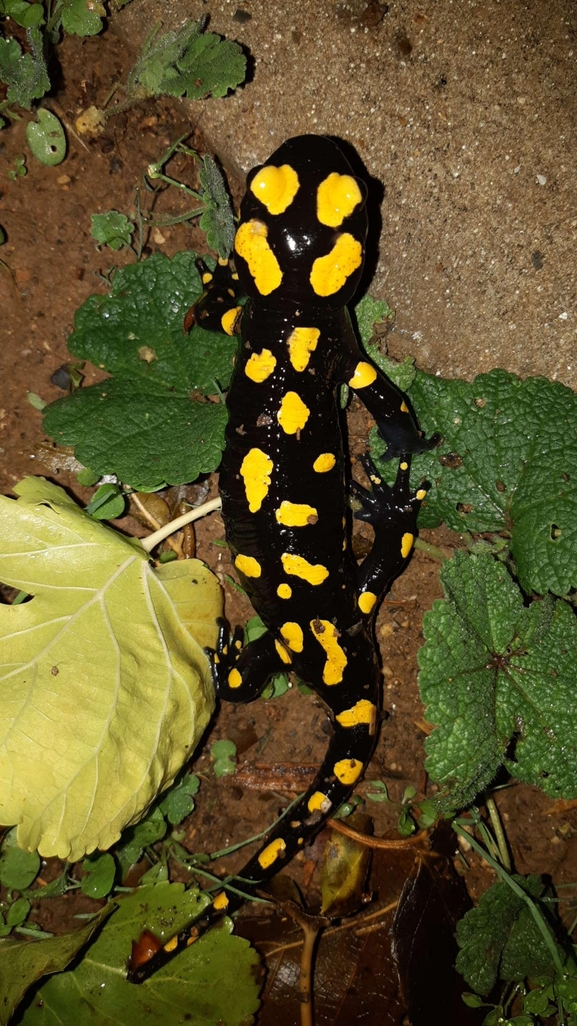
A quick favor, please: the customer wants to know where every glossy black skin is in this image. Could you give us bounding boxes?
[128,135,434,984]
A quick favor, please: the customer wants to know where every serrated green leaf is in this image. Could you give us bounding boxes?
[60,0,105,36]
[198,155,236,259]
[384,369,577,596]
[0,28,49,109]
[0,832,40,890]
[456,875,559,996]
[80,852,116,898]
[354,294,394,346]
[17,883,261,1025]
[420,551,577,809]
[159,772,199,825]
[44,380,228,490]
[0,478,222,859]
[0,0,45,28]
[0,904,113,1026]
[128,21,203,96]
[164,31,246,100]
[211,739,236,778]
[91,211,135,250]
[26,109,66,166]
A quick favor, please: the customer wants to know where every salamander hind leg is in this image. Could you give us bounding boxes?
[351,454,428,612]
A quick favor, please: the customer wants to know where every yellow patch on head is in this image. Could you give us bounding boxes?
[258,837,287,869]
[307,791,330,813]
[240,447,274,512]
[235,219,282,295]
[358,591,377,615]
[310,233,363,297]
[277,583,292,599]
[280,621,304,652]
[310,618,348,684]
[281,553,329,586]
[212,891,229,911]
[164,936,179,953]
[287,326,320,371]
[401,532,414,559]
[336,699,377,729]
[228,668,242,689]
[334,758,363,785]
[221,306,242,336]
[348,361,377,389]
[275,639,293,664]
[250,163,300,214]
[277,391,310,435]
[313,452,336,473]
[234,553,262,578]
[245,348,277,383]
[275,501,318,527]
[317,172,363,227]
[400,400,409,413]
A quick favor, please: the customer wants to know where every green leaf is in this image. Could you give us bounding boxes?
[420,551,577,809]
[91,211,135,250]
[60,0,106,36]
[75,467,100,486]
[0,477,222,860]
[42,251,236,489]
[115,807,167,878]
[0,832,40,890]
[384,369,577,596]
[158,773,200,825]
[129,21,246,101]
[456,875,560,996]
[0,0,45,28]
[80,852,116,898]
[211,739,236,778]
[6,897,31,927]
[44,379,229,491]
[354,294,395,346]
[26,109,66,166]
[85,482,125,520]
[198,155,236,259]
[17,884,261,1025]
[0,28,49,109]
[0,904,113,1026]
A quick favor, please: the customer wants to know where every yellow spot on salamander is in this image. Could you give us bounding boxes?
[240,447,274,512]
[313,452,336,473]
[400,400,409,413]
[258,837,287,869]
[307,791,330,813]
[235,219,282,295]
[287,326,320,371]
[358,591,377,614]
[228,668,242,689]
[280,621,304,652]
[275,501,318,527]
[186,935,197,947]
[401,532,414,558]
[336,699,377,729]
[416,488,427,501]
[212,891,229,911]
[250,163,300,215]
[310,233,363,297]
[281,553,329,586]
[221,306,242,336]
[245,348,277,382]
[400,461,409,471]
[275,639,292,664]
[310,618,348,684]
[277,583,292,599]
[334,758,363,785]
[348,361,377,389]
[317,172,363,227]
[235,553,262,578]
[164,936,178,953]
[202,272,213,284]
[277,391,310,435]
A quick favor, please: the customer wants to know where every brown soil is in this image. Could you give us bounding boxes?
[1,27,577,1025]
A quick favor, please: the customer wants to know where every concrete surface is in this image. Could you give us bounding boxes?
[120,0,577,387]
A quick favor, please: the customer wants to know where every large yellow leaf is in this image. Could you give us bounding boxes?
[0,478,221,861]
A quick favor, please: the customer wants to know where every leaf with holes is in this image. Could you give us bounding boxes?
[0,478,222,860]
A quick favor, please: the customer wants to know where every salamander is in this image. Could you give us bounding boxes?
[128,134,436,983]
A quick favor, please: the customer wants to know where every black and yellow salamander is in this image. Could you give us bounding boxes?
[128,134,436,983]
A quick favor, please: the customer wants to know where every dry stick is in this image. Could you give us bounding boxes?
[327,818,429,850]
[264,900,399,960]
[130,492,184,558]
[140,497,222,553]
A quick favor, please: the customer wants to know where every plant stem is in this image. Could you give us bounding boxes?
[486,795,511,871]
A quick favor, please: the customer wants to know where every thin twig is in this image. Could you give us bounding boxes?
[140,497,222,553]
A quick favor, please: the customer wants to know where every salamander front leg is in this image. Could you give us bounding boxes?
[211,618,291,703]
[351,455,428,614]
